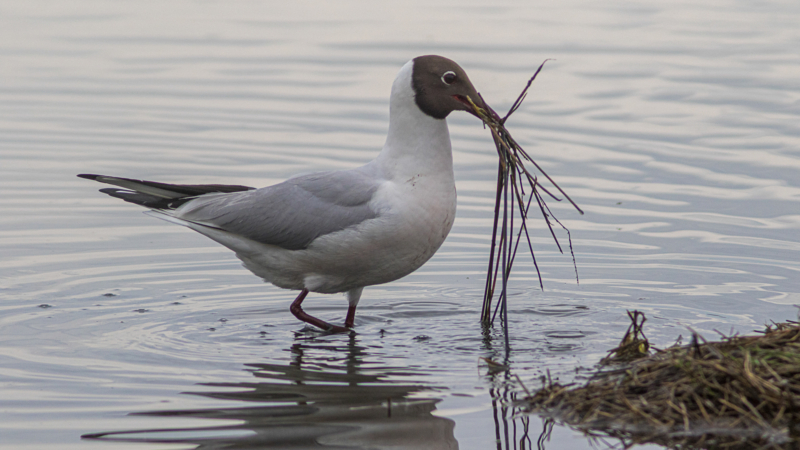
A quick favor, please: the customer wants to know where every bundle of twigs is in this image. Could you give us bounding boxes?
[600,310,650,364]
[464,61,583,332]
[525,317,800,449]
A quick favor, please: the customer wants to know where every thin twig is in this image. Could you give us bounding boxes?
[471,63,582,328]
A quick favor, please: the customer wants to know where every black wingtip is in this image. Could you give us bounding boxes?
[78,174,101,181]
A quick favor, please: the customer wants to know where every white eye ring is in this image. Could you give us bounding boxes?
[441,71,457,85]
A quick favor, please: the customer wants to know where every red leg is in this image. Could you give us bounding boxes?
[289,289,350,333]
[345,304,357,329]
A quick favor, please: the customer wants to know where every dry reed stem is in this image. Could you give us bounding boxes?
[466,63,583,328]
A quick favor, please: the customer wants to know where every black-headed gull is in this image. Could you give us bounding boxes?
[80,55,485,332]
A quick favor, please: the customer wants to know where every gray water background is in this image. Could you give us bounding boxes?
[2,0,799,448]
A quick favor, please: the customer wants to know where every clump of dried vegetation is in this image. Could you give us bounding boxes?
[465,61,583,333]
[525,313,800,449]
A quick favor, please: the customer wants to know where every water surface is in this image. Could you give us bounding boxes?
[2,1,799,448]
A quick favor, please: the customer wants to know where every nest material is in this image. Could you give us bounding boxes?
[600,310,650,365]
[463,62,583,328]
[525,316,800,449]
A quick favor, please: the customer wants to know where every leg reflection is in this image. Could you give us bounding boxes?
[83,334,457,449]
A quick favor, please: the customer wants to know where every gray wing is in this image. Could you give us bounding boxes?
[174,168,381,250]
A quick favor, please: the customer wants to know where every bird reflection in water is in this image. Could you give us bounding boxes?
[83,334,457,449]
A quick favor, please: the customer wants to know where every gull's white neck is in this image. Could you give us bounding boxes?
[375,60,454,182]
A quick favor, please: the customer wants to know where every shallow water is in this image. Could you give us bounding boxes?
[2,1,799,448]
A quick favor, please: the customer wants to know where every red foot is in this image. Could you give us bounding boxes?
[290,289,353,333]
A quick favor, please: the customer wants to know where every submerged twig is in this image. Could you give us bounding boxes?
[467,61,583,328]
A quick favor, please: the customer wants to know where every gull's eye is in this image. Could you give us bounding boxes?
[441,71,457,85]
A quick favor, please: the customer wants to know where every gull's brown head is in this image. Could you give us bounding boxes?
[411,55,486,120]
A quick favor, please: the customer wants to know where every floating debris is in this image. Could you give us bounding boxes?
[480,357,510,374]
[524,314,800,449]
